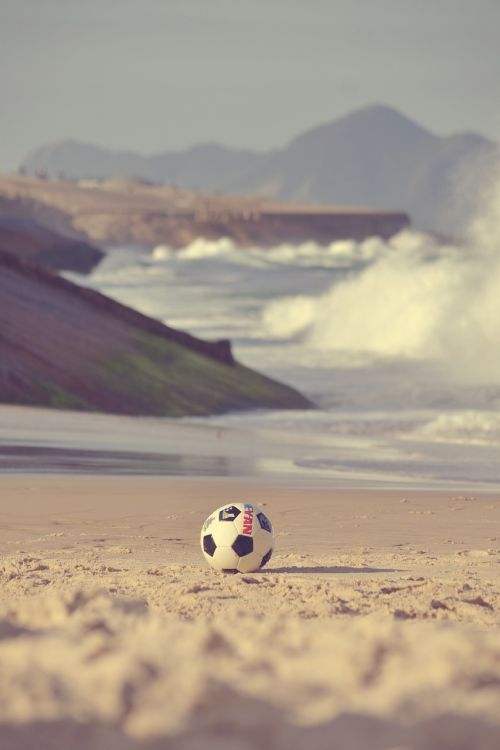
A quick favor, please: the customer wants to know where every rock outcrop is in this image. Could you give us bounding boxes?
[0,175,409,250]
[0,195,103,273]
[0,250,310,416]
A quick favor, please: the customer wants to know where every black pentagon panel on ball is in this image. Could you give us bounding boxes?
[219,505,242,522]
[261,548,273,568]
[232,534,254,557]
[257,512,272,533]
[203,534,217,557]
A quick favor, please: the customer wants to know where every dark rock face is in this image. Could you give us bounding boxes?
[0,196,103,273]
[246,209,409,244]
[0,251,310,416]
[105,207,409,248]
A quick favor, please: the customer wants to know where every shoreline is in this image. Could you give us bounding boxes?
[2,404,500,490]
[2,448,500,491]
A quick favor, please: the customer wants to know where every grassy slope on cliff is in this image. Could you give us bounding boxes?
[0,251,310,416]
[92,331,309,416]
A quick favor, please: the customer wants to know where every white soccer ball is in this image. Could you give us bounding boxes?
[200,502,274,573]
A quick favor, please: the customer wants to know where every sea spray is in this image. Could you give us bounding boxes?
[261,231,461,357]
[260,179,500,385]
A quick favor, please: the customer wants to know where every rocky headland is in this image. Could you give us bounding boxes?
[0,175,409,254]
[0,194,103,273]
[0,250,310,416]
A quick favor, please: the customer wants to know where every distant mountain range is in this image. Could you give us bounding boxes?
[20,105,499,235]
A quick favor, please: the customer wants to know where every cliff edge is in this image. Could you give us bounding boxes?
[0,250,310,416]
[0,175,409,251]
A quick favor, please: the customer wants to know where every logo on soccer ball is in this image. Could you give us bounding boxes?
[242,503,254,535]
[219,505,241,522]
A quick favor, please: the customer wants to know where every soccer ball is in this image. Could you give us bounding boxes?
[200,502,274,573]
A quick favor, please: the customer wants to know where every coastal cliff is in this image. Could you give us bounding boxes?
[0,176,409,254]
[0,195,103,273]
[0,250,310,416]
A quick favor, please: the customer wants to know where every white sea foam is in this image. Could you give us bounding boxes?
[150,235,388,269]
[151,244,173,260]
[177,237,235,259]
[261,233,462,355]
[413,411,500,445]
[260,182,500,386]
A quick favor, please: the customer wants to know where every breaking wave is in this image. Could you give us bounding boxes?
[152,235,387,268]
[261,182,500,385]
[412,411,500,445]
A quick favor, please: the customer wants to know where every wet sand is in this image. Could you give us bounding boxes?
[1,475,499,749]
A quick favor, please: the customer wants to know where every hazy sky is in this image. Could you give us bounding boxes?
[1,0,499,170]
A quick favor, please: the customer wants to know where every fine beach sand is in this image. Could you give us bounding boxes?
[1,475,500,749]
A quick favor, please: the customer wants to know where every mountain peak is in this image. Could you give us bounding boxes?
[288,104,433,152]
[344,103,434,135]
[345,102,421,121]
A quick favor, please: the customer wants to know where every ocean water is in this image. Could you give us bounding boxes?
[65,209,500,488]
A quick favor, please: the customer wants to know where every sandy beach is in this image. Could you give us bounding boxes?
[1,475,499,749]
